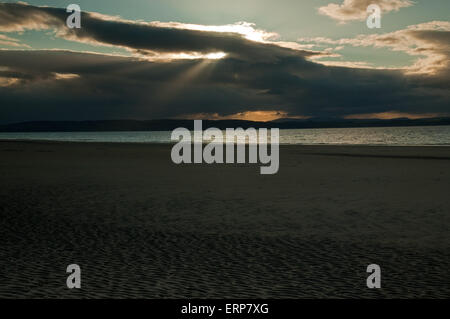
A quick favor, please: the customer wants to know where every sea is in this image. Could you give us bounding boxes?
[0,126,449,146]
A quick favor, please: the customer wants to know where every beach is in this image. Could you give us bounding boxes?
[0,140,449,298]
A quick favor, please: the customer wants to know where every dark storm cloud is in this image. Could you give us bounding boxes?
[0,3,449,123]
[1,49,448,123]
[0,2,316,62]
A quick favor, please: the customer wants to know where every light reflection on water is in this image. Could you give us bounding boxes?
[0,126,449,146]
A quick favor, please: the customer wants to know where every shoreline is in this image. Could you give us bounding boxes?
[1,138,450,148]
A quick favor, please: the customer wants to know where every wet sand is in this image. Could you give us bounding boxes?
[0,141,449,298]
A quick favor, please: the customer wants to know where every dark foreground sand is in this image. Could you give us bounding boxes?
[0,141,449,298]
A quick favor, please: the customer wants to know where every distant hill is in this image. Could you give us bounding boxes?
[0,118,449,132]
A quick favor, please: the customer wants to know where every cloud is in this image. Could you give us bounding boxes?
[344,111,447,119]
[0,2,317,62]
[298,21,450,74]
[0,34,29,47]
[318,0,413,23]
[313,60,375,68]
[177,111,309,122]
[1,48,448,123]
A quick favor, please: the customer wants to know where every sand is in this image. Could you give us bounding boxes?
[0,140,449,298]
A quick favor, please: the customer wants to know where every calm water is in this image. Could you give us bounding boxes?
[0,126,449,146]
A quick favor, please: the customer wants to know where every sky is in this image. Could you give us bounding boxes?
[0,0,449,124]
